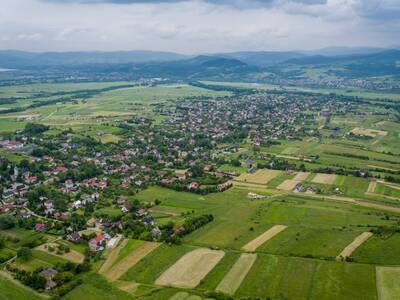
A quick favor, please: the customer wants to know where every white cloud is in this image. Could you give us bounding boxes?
[0,0,398,53]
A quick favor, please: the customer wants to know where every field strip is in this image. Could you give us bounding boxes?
[293,172,310,181]
[155,248,225,288]
[241,225,287,252]
[215,253,257,295]
[99,238,127,275]
[336,232,373,261]
[376,267,400,300]
[35,243,84,264]
[277,179,300,191]
[367,181,377,193]
[105,241,160,281]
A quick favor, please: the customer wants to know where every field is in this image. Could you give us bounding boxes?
[155,248,225,288]
[2,80,400,300]
[215,253,257,295]
[336,232,373,261]
[35,242,85,264]
[104,241,160,281]
[376,267,400,300]
[351,127,387,137]
[241,225,287,252]
[235,169,281,185]
[311,173,337,185]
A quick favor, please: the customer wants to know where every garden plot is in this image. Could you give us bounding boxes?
[216,253,257,295]
[105,241,160,281]
[336,232,373,261]
[99,239,127,275]
[376,267,400,300]
[35,243,84,264]
[235,169,281,185]
[312,173,337,185]
[277,179,300,191]
[155,248,225,288]
[242,225,287,252]
[351,127,387,138]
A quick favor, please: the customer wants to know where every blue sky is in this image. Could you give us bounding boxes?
[1,0,399,53]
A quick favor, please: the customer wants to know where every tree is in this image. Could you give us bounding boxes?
[17,247,32,261]
[0,214,16,230]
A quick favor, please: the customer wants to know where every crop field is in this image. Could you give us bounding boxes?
[376,267,400,300]
[311,173,337,185]
[241,225,287,252]
[104,241,160,281]
[277,179,300,191]
[336,232,373,261]
[351,127,388,137]
[257,227,364,259]
[235,169,282,184]
[215,253,257,295]
[155,248,225,288]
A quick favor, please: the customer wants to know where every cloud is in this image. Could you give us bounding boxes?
[0,0,398,53]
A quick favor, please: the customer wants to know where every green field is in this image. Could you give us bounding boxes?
[0,274,44,300]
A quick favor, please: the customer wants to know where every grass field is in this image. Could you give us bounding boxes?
[236,254,377,299]
[376,267,400,300]
[0,273,44,300]
[351,233,400,265]
[235,169,282,185]
[120,244,194,284]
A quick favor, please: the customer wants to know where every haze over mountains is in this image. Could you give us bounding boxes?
[0,47,399,69]
[1,47,399,83]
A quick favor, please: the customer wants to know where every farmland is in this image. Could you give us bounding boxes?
[0,80,399,300]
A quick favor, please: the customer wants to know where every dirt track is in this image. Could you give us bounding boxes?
[241,225,287,252]
[155,248,225,288]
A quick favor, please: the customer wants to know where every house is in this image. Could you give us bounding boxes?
[135,208,147,218]
[187,182,200,190]
[121,203,133,213]
[2,190,14,201]
[35,223,46,232]
[203,164,213,172]
[293,183,303,193]
[151,227,162,239]
[217,181,232,191]
[86,218,96,227]
[89,234,105,252]
[25,176,38,184]
[247,192,266,200]
[65,180,74,189]
[39,268,58,290]
[175,226,185,234]
[67,232,81,243]
[0,203,14,213]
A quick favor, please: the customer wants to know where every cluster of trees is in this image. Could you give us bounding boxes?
[177,214,214,237]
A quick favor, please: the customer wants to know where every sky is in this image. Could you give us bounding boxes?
[0,0,399,53]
